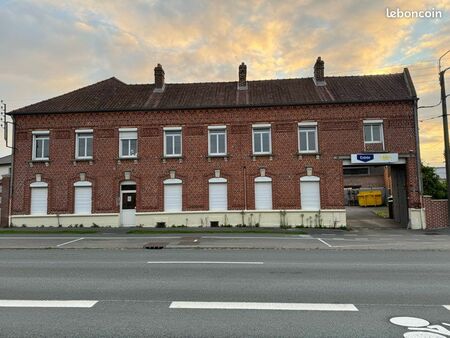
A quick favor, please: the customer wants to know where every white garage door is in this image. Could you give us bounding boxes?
[209,180,228,211]
[31,187,48,215]
[255,177,272,210]
[164,180,182,212]
[74,186,92,214]
[300,177,320,211]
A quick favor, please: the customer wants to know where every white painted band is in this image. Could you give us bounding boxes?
[169,301,358,311]
[148,261,264,265]
[0,300,98,308]
[444,305,450,310]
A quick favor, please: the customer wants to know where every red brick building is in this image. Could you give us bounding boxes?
[8,58,424,228]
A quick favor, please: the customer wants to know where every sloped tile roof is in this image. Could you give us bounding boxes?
[10,70,415,115]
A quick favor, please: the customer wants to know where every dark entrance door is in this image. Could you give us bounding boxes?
[391,165,408,227]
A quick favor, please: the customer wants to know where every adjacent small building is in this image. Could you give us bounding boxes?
[7,58,424,228]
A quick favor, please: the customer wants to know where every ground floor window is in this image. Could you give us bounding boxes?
[164,178,182,212]
[30,182,48,215]
[255,176,272,210]
[74,181,92,214]
[209,178,228,211]
[300,176,320,210]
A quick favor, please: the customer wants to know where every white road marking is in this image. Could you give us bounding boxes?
[0,300,98,308]
[169,301,358,311]
[317,238,333,247]
[56,238,84,247]
[147,261,264,265]
[202,235,312,240]
[444,305,450,310]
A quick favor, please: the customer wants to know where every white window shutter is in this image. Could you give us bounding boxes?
[255,182,272,210]
[31,187,48,215]
[74,186,92,214]
[164,184,182,212]
[300,180,321,210]
[209,183,228,211]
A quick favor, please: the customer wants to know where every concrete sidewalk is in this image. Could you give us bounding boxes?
[0,227,449,250]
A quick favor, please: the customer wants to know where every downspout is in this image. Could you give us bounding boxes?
[8,114,15,228]
[243,166,247,210]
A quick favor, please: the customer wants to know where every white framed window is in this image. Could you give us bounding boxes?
[364,120,384,144]
[30,181,48,215]
[75,129,93,159]
[254,176,273,210]
[209,177,228,211]
[32,131,49,161]
[164,127,182,157]
[119,128,138,158]
[252,124,271,155]
[298,122,318,153]
[164,178,182,212]
[208,126,227,156]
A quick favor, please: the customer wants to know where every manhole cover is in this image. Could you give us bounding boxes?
[143,242,167,249]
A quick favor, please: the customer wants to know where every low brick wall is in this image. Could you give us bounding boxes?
[423,195,448,229]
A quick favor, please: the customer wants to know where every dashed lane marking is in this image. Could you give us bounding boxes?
[0,300,98,308]
[169,301,359,311]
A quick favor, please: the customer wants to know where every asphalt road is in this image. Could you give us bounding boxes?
[1,249,450,337]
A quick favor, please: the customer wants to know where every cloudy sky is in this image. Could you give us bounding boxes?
[0,0,449,165]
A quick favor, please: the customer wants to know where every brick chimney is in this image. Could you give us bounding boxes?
[238,62,248,90]
[313,57,326,86]
[154,63,165,92]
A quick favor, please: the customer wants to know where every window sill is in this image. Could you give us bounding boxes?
[28,160,50,167]
[206,154,229,162]
[72,158,94,165]
[161,156,184,164]
[251,154,274,161]
[117,157,139,164]
[297,152,321,160]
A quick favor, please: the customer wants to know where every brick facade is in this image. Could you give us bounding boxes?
[1,175,10,227]
[423,196,448,229]
[11,101,420,216]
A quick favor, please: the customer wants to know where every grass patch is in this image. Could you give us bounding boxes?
[373,210,389,219]
[0,229,98,234]
[127,228,306,235]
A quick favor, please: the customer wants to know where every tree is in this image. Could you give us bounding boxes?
[422,164,447,199]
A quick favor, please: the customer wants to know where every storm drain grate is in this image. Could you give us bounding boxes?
[423,232,441,235]
[143,242,167,249]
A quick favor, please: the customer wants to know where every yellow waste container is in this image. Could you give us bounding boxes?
[357,190,383,207]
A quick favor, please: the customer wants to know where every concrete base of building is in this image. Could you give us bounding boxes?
[11,209,347,228]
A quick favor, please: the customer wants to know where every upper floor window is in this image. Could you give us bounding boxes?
[119,128,138,158]
[208,126,227,156]
[76,129,93,159]
[32,131,49,161]
[298,122,318,153]
[364,120,384,144]
[252,124,271,155]
[164,127,182,157]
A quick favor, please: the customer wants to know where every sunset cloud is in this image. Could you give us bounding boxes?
[0,0,448,165]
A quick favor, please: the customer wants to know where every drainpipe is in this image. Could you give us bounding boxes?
[243,166,247,210]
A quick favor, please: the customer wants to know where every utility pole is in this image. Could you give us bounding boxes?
[439,50,450,227]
